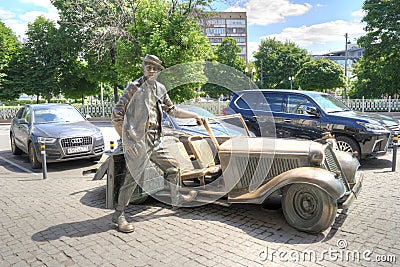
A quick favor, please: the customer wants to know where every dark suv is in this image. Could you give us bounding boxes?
[225,89,399,159]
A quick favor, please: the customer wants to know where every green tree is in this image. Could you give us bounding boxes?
[356,0,400,97]
[132,0,212,102]
[214,37,245,70]
[52,0,213,103]
[295,58,346,91]
[0,21,22,100]
[254,38,311,89]
[202,37,246,98]
[19,16,62,102]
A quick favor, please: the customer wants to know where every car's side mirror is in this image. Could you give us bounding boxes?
[305,106,320,117]
[18,118,28,124]
[85,114,92,119]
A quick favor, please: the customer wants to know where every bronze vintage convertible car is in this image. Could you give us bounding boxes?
[93,114,363,233]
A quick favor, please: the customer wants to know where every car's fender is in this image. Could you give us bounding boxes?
[228,167,346,204]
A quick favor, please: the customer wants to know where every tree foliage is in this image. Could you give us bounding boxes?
[202,37,246,98]
[355,0,400,97]
[253,38,311,89]
[17,17,62,102]
[0,21,21,100]
[295,58,346,91]
[52,0,213,102]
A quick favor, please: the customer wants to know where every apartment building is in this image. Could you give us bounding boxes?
[200,12,248,63]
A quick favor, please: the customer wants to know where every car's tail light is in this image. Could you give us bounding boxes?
[222,107,227,115]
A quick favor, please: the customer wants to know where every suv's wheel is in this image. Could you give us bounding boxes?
[10,134,22,155]
[28,142,41,169]
[282,184,337,233]
[335,136,360,157]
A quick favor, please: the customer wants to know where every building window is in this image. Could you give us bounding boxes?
[206,28,226,35]
[209,37,223,43]
[236,37,246,43]
[227,28,245,34]
[207,19,225,25]
[226,19,245,25]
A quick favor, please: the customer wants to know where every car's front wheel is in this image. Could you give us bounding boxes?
[335,136,360,158]
[28,142,41,169]
[10,133,22,155]
[282,184,337,233]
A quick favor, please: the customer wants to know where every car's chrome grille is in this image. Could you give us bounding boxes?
[324,146,340,174]
[61,136,92,147]
[323,146,350,191]
[233,156,300,190]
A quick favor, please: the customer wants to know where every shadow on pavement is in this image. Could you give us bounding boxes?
[124,199,326,245]
[0,150,102,174]
[359,158,392,170]
[31,214,116,241]
[32,187,349,244]
[72,185,107,209]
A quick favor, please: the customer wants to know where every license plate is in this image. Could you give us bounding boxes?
[66,146,90,154]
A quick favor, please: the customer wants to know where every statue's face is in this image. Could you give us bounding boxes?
[143,63,161,82]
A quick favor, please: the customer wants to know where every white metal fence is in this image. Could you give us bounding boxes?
[1,98,399,121]
[346,97,400,112]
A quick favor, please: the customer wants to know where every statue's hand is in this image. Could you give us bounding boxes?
[195,116,204,126]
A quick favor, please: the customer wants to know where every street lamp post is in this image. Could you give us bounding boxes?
[344,33,349,99]
[288,76,294,90]
[245,66,256,89]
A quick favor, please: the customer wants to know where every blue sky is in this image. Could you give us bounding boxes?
[0,0,366,59]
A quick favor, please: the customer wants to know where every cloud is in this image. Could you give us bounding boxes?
[20,0,54,9]
[0,8,15,20]
[226,0,313,25]
[19,10,59,24]
[0,3,59,39]
[260,20,365,47]
[247,41,260,61]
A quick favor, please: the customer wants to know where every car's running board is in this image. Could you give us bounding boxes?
[154,191,231,207]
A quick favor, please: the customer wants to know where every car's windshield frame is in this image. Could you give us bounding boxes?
[32,106,86,124]
[311,94,351,113]
[204,114,251,147]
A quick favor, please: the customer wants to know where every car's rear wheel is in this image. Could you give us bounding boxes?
[335,136,360,157]
[28,142,41,169]
[282,184,337,233]
[10,134,22,155]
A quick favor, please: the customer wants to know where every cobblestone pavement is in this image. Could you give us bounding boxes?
[0,124,399,267]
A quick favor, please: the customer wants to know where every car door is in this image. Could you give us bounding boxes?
[279,94,322,140]
[235,92,277,137]
[16,107,32,151]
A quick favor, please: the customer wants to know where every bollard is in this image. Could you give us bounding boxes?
[110,140,114,152]
[39,139,48,179]
[392,134,398,172]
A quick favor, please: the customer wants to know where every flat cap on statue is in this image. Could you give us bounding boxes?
[140,54,164,69]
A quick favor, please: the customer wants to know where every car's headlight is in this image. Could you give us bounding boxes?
[93,131,103,140]
[37,137,57,144]
[356,121,387,132]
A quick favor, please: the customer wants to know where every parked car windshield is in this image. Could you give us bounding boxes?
[33,106,85,124]
[208,115,250,137]
[173,106,215,126]
[312,94,351,113]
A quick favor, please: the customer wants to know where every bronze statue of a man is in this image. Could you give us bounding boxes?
[111,55,200,233]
